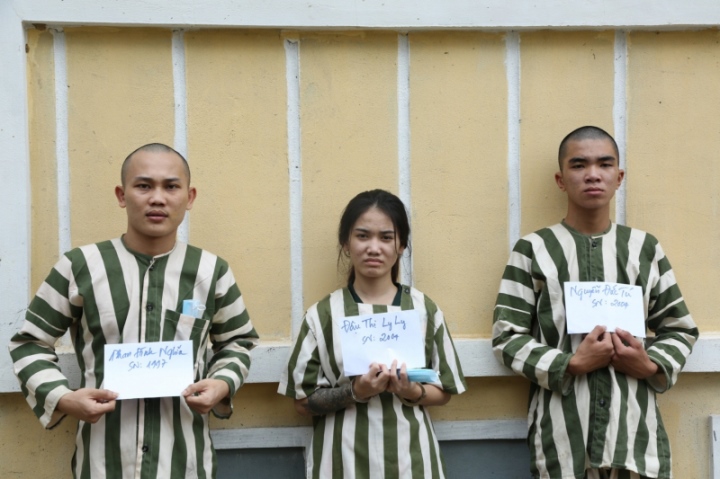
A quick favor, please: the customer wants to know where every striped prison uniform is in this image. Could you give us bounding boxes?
[492,222,698,479]
[9,238,259,479]
[279,285,466,478]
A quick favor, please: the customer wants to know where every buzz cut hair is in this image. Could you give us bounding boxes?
[121,143,190,186]
[558,126,619,170]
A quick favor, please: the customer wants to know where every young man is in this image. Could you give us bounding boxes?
[492,126,698,479]
[9,143,259,478]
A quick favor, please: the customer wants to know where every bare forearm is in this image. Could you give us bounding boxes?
[418,384,450,407]
[397,383,450,407]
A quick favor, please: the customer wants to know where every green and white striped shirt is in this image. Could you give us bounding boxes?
[279,285,466,479]
[492,222,698,479]
[9,238,258,479]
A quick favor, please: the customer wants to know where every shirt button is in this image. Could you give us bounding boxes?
[141,445,149,453]
[599,399,606,407]
[146,304,154,312]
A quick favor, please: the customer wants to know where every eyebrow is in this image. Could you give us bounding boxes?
[132,176,182,183]
[567,156,616,164]
[353,227,396,234]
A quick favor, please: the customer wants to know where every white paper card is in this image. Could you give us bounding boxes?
[337,310,425,376]
[104,340,194,400]
[564,282,646,337]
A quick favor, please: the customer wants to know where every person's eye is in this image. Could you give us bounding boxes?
[167,184,181,190]
[136,184,150,189]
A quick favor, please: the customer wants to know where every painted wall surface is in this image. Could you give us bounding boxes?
[28,30,60,291]
[3,25,719,478]
[626,30,720,333]
[299,31,401,306]
[185,29,292,340]
[409,32,508,338]
[520,30,616,235]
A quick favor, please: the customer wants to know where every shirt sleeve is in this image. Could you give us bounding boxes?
[424,300,467,395]
[491,238,574,394]
[8,254,77,428]
[644,242,699,393]
[277,311,330,400]
[205,262,259,418]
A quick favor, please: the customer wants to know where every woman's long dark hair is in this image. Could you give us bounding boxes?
[337,189,411,285]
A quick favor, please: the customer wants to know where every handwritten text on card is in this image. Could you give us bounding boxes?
[104,340,194,400]
[337,310,425,376]
[339,314,407,345]
[564,282,645,337]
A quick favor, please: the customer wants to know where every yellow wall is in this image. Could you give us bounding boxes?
[299,31,400,305]
[520,31,616,234]
[185,30,292,339]
[5,26,719,478]
[410,32,508,337]
[626,30,720,332]
[28,30,59,291]
[67,27,176,248]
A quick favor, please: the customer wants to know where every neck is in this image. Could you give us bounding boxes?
[563,208,611,235]
[352,275,397,305]
[122,233,176,257]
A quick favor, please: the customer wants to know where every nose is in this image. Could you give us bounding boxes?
[585,164,601,181]
[149,187,167,205]
[367,237,381,254]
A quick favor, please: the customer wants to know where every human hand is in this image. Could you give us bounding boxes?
[386,361,423,402]
[352,362,392,400]
[182,379,230,414]
[56,388,118,423]
[567,325,615,376]
[610,328,659,379]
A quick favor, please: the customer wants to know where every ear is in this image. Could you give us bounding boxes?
[186,186,197,211]
[617,169,625,187]
[554,171,566,191]
[115,185,127,208]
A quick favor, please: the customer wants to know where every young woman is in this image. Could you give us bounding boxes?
[278,189,466,478]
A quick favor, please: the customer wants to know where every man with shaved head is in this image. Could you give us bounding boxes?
[492,126,698,479]
[10,143,259,478]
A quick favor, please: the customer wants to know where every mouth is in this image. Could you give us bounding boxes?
[364,259,383,266]
[584,188,604,195]
[146,210,169,221]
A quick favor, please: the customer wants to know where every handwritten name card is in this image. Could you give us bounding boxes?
[337,310,425,376]
[564,282,645,337]
[104,340,193,399]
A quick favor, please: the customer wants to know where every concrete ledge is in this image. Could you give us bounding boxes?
[12,0,720,30]
[0,335,711,392]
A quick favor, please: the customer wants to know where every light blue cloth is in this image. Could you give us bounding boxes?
[182,299,205,318]
[406,368,439,383]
